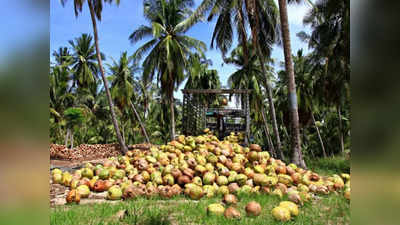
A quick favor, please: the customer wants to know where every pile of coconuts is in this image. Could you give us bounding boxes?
[51,130,350,221]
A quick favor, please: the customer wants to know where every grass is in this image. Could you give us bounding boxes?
[306,156,350,175]
[51,158,350,225]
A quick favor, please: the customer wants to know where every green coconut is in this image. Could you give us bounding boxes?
[203,172,216,185]
[235,174,247,186]
[272,206,291,221]
[279,201,299,216]
[76,185,90,198]
[81,168,94,179]
[107,185,122,200]
[207,203,225,216]
[216,176,228,186]
[98,169,110,180]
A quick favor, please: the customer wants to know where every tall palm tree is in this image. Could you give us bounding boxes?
[244,0,283,159]
[129,0,206,140]
[179,0,283,156]
[60,0,128,153]
[108,52,150,143]
[275,0,306,168]
[277,50,328,158]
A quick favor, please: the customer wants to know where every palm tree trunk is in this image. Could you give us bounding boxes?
[129,99,150,143]
[65,128,70,148]
[121,123,126,144]
[261,105,275,157]
[310,109,327,157]
[245,0,283,160]
[70,130,74,149]
[170,94,176,140]
[277,0,306,168]
[87,0,127,153]
[337,105,345,154]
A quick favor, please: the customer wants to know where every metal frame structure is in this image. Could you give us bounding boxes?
[182,89,251,144]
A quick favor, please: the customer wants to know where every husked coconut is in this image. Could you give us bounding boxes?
[245,201,261,216]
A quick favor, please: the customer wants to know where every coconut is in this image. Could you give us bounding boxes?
[224,207,241,219]
[178,175,191,185]
[278,174,292,186]
[228,183,240,193]
[51,168,62,176]
[107,185,122,200]
[70,179,79,189]
[276,165,287,174]
[52,173,62,184]
[98,169,110,180]
[288,190,302,205]
[272,188,283,198]
[194,165,207,175]
[203,172,216,185]
[271,206,291,221]
[223,194,238,205]
[93,180,107,192]
[341,173,350,181]
[163,174,175,185]
[207,203,225,216]
[218,186,230,195]
[123,185,142,199]
[286,166,295,176]
[228,171,237,183]
[299,191,312,202]
[245,201,261,216]
[279,201,299,216]
[66,189,80,204]
[203,185,216,198]
[253,173,268,186]
[81,168,94,179]
[76,185,90,198]
[145,185,159,198]
[235,174,247,186]
[159,186,175,198]
[247,151,259,161]
[249,144,261,152]
[188,185,204,200]
[216,176,228,186]
[253,165,265,174]
[170,184,182,195]
[275,183,288,194]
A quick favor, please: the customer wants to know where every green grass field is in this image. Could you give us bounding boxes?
[51,158,350,225]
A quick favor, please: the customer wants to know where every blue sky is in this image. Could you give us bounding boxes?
[50,0,313,100]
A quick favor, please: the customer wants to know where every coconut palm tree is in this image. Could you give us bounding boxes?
[68,34,102,89]
[277,49,328,158]
[108,52,150,143]
[274,0,306,168]
[243,0,284,159]
[129,0,206,140]
[60,0,128,153]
